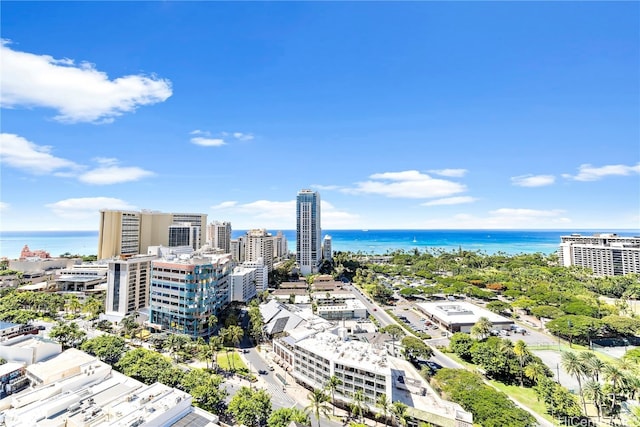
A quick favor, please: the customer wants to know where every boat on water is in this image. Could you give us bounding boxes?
[412,236,417,243]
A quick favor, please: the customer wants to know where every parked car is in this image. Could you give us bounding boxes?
[268,365,274,371]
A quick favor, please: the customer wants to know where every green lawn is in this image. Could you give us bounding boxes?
[489,381,555,424]
[216,349,247,371]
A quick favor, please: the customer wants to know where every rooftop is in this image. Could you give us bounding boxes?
[417,301,513,325]
[296,330,390,374]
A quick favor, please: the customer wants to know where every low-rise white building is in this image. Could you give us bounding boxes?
[315,299,368,321]
[273,327,472,427]
[416,301,513,333]
[1,348,219,427]
[0,335,61,366]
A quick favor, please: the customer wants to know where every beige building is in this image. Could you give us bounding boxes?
[98,210,206,259]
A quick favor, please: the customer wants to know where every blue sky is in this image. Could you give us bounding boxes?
[1,1,638,231]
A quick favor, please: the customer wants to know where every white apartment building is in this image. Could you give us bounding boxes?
[242,257,269,292]
[230,266,257,302]
[104,254,157,322]
[323,235,332,261]
[207,221,232,253]
[558,233,640,276]
[296,189,321,276]
[231,236,246,263]
[274,231,289,260]
[273,328,472,427]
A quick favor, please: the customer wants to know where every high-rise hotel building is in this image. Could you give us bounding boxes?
[558,233,640,276]
[207,221,232,253]
[98,210,206,259]
[296,189,321,276]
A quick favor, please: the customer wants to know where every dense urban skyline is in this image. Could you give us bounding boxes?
[0,2,638,231]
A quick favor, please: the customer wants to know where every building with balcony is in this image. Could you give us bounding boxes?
[273,327,472,427]
[558,233,640,276]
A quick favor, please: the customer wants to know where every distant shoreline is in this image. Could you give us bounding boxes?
[2,229,639,260]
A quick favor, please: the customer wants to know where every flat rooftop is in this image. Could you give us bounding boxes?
[417,301,513,325]
[296,331,391,374]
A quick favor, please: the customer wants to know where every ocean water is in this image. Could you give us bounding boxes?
[2,229,638,259]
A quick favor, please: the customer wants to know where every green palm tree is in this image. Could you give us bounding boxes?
[583,380,604,422]
[579,351,606,383]
[305,388,331,427]
[470,316,492,340]
[209,335,223,369]
[524,361,547,386]
[391,401,408,427]
[513,340,531,387]
[375,393,392,427]
[351,390,366,423]
[561,351,587,415]
[603,363,628,421]
[223,325,244,348]
[207,314,218,336]
[324,375,342,416]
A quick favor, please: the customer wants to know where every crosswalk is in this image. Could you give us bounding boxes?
[263,380,296,408]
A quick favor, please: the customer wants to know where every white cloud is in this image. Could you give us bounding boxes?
[489,208,565,218]
[428,168,468,177]
[511,174,556,187]
[0,133,81,174]
[421,196,478,206]
[311,184,342,191]
[1,133,154,184]
[79,165,155,185]
[233,132,254,141]
[211,201,238,210]
[344,170,466,199]
[0,202,9,211]
[210,199,359,228]
[46,197,136,219]
[189,130,253,146]
[0,40,172,123]
[563,162,640,181]
[190,137,226,147]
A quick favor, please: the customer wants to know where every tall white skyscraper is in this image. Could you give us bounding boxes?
[296,189,321,276]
